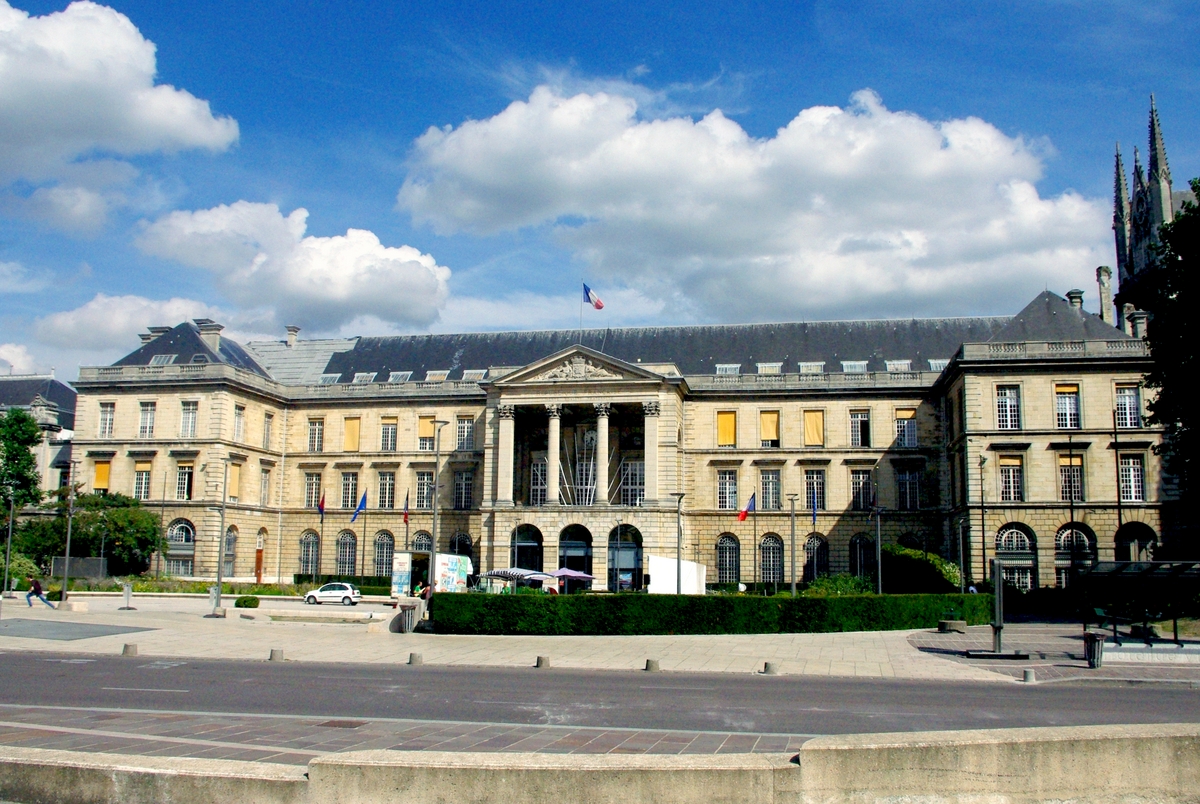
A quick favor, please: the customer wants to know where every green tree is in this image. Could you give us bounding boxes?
[0,407,43,511]
[15,492,164,576]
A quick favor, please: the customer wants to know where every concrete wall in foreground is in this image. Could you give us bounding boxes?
[2,723,1199,803]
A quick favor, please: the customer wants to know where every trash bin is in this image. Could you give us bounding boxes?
[1083,631,1106,668]
[394,603,419,633]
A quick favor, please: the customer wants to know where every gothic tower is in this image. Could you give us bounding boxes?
[1113,145,1131,284]
[1115,97,1175,281]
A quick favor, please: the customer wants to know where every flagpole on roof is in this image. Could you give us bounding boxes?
[578,276,584,345]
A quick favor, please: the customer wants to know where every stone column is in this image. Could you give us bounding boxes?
[496,405,515,506]
[643,401,660,504]
[546,405,562,505]
[595,403,611,505]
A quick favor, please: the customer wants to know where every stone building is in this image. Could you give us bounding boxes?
[0,374,75,497]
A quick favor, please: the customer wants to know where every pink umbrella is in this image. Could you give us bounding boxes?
[550,568,594,580]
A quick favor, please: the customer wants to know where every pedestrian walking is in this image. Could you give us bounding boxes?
[26,577,54,608]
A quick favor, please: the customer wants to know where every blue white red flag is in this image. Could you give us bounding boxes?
[403,490,409,525]
[737,493,756,522]
[317,491,325,524]
[583,283,604,310]
[350,491,367,523]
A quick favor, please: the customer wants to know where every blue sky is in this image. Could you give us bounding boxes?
[1,0,1197,377]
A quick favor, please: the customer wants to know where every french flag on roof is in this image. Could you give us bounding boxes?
[738,493,756,522]
[583,283,604,310]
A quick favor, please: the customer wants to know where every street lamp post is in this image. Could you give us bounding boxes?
[873,505,885,594]
[60,460,79,607]
[670,493,685,594]
[429,421,448,592]
[210,457,230,617]
[978,455,988,583]
[615,516,622,592]
[787,494,798,596]
[2,485,15,618]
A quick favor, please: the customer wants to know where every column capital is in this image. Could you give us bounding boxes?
[642,400,661,417]
[545,404,563,418]
[593,402,611,418]
[497,404,516,420]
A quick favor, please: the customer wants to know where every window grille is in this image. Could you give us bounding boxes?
[165,558,193,576]
[416,471,434,509]
[263,413,273,449]
[456,417,475,451]
[98,402,115,438]
[260,468,271,505]
[180,401,198,438]
[896,471,920,510]
[804,536,829,581]
[318,374,341,385]
[299,533,320,574]
[849,534,875,578]
[308,419,324,452]
[850,411,870,447]
[304,472,322,508]
[352,372,377,384]
[805,470,825,510]
[223,528,237,577]
[851,470,873,510]
[454,470,473,510]
[374,533,395,576]
[1116,386,1141,428]
[175,464,193,501]
[894,410,917,447]
[996,386,1021,430]
[1119,455,1145,502]
[336,532,357,575]
[1055,385,1080,429]
[1058,456,1083,502]
[378,471,395,509]
[841,361,868,373]
[760,535,784,583]
[387,371,412,384]
[530,459,547,506]
[759,470,781,511]
[380,419,397,452]
[716,535,740,583]
[413,532,432,551]
[999,457,1023,502]
[717,470,738,510]
[133,466,151,501]
[341,472,358,509]
[233,405,245,442]
[149,353,177,366]
[620,461,645,507]
[138,402,156,439]
[167,520,195,548]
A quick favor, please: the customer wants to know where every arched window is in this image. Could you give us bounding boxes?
[223,526,237,577]
[803,535,829,582]
[995,525,1036,591]
[1055,524,1096,587]
[412,531,432,552]
[450,533,474,571]
[849,533,876,579]
[336,531,357,576]
[608,525,643,591]
[1115,522,1157,562]
[166,519,196,552]
[898,532,922,550]
[760,534,784,584]
[299,531,320,575]
[716,534,740,584]
[374,532,395,577]
[510,524,543,571]
[558,525,593,593]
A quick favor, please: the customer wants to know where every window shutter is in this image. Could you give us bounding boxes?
[93,461,111,490]
[803,411,825,447]
[716,411,737,447]
[1058,455,1083,467]
[134,461,152,472]
[228,463,241,494]
[998,456,1021,467]
[381,416,397,425]
[343,417,361,452]
[1055,384,1079,394]
[418,416,435,439]
[895,408,916,419]
[760,411,779,442]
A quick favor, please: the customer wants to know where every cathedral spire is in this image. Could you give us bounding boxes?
[1147,94,1174,230]
[1113,144,1131,283]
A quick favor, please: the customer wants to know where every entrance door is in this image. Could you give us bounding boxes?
[607,525,643,591]
[558,525,593,594]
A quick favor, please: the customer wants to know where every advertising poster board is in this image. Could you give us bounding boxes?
[391,551,413,597]
[433,554,473,592]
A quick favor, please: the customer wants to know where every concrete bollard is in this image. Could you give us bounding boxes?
[121,643,138,657]
[269,649,285,662]
[408,652,423,666]
[645,659,661,672]
[762,661,780,676]
[1024,669,1036,683]
[536,655,551,669]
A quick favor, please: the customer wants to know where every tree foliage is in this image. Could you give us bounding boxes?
[0,407,43,509]
[15,492,164,576]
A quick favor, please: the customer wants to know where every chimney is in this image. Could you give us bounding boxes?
[194,319,224,353]
[1096,267,1114,325]
[144,326,172,344]
[1127,310,1149,340]
[1121,303,1135,336]
[286,325,301,349]
[139,333,153,344]
[1066,289,1084,310]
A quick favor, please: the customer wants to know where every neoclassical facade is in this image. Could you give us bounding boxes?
[69,283,1171,590]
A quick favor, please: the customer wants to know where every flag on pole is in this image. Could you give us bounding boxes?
[350,491,367,523]
[737,493,756,522]
[583,283,604,310]
[402,490,409,525]
[317,491,325,524]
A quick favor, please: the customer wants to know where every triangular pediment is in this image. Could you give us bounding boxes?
[493,345,664,386]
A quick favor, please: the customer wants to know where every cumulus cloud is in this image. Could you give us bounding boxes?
[398,87,1109,320]
[0,342,34,373]
[434,287,668,333]
[136,201,451,331]
[34,293,224,350]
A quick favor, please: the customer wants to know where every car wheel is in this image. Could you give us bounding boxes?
[342,596,352,606]
[305,595,317,605]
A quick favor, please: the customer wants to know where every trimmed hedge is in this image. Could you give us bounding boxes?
[431,593,993,636]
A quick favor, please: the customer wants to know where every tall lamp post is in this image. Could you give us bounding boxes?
[872,505,885,594]
[2,482,15,618]
[786,493,798,596]
[60,460,79,607]
[670,493,685,594]
[429,421,448,591]
[978,455,988,583]
[210,457,230,617]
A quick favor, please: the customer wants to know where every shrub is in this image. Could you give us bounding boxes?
[881,544,960,593]
[802,574,874,597]
[234,595,260,608]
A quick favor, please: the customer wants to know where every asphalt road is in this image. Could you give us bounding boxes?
[2,652,1198,736]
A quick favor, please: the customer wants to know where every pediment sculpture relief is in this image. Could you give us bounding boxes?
[531,355,624,382]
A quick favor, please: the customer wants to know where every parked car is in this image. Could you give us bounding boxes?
[304,583,361,606]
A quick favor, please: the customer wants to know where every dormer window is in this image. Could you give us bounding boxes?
[387,371,412,384]
[756,363,782,375]
[190,354,208,364]
[424,370,449,382]
[460,369,487,382]
[352,372,377,384]
[841,361,869,373]
[797,362,825,374]
[715,364,740,375]
[928,359,949,372]
[318,374,341,385]
[885,360,911,372]
[149,354,177,366]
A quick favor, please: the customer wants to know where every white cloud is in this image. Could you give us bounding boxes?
[136,201,452,331]
[433,287,668,333]
[34,293,223,350]
[398,87,1110,320]
[0,342,34,373]
[0,260,48,292]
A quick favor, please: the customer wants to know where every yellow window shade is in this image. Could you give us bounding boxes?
[998,456,1022,467]
[134,461,152,472]
[760,411,779,441]
[381,416,397,424]
[803,410,825,447]
[343,417,361,452]
[93,461,110,490]
[1055,384,1079,394]
[228,462,241,493]
[1058,455,1083,467]
[418,416,435,439]
[716,411,737,447]
[895,408,916,419]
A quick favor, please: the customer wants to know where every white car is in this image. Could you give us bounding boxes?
[304,583,362,606]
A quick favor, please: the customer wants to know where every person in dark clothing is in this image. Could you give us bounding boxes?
[26,577,54,608]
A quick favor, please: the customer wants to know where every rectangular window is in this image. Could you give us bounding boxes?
[262,413,273,450]
[98,402,115,438]
[760,469,781,511]
[759,410,780,448]
[717,470,738,510]
[1059,454,1083,502]
[416,470,434,509]
[424,370,449,383]
[531,459,547,507]
[715,364,741,375]
[378,471,395,509]
[716,411,737,448]
[342,417,361,452]
[233,405,245,442]
[180,401,198,438]
[620,461,645,507]
[851,469,873,510]
[380,417,397,451]
[756,362,782,375]
[260,468,271,505]
[803,410,825,447]
[1055,384,1080,429]
[797,362,825,374]
[999,456,1024,502]
[805,470,826,510]
[176,463,193,501]
[850,410,871,448]
[1116,385,1141,429]
[227,462,241,502]
[454,470,473,510]
[138,402,156,439]
[1119,455,1145,502]
[894,409,917,447]
[841,361,868,373]
[996,386,1021,430]
[352,372,377,384]
[456,417,475,451]
[304,472,321,508]
[308,419,324,452]
[896,470,920,510]
[165,558,193,576]
[418,415,435,451]
[885,360,911,372]
[93,460,111,493]
[341,471,358,508]
[387,371,411,384]
[133,462,152,500]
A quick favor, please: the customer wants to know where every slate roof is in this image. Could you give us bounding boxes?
[244,338,360,386]
[114,322,271,378]
[986,291,1133,343]
[0,376,76,429]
